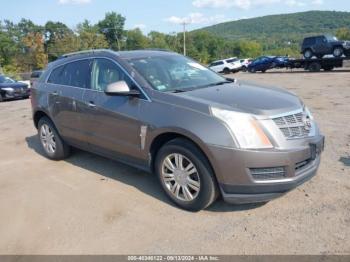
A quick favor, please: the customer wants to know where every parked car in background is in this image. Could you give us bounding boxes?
[274,56,290,68]
[31,49,324,211]
[209,58,241,74]
[30,70,44,88]
[301,35,350,59]
[0,75,30,102]
[248,56,275,73]
[239,58,253,72]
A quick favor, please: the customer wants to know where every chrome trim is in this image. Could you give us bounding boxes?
[269,108,316,140]
[45,56,152,102]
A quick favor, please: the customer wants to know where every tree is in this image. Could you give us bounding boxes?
[21,32,48,71]
[126,28,149,50]
[77,20,109,50]
[148,31,169,49]
[336,27,350,40]
[98,12,125,50]
[44,21,73,60]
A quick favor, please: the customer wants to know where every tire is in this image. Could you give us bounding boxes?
[155,138,219,211]
[38,117,70,160]
[303,49,313,59]
[261,70,266,73]
[308,62,321,72]
[323,66,334,72]
[333,47,343,58]
[249,68,256,73]
[241,66,247,72]
[223,68,231,74]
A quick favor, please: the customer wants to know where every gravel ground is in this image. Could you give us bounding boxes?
[0,69,349,255]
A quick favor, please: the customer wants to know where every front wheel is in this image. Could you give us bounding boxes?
[38,117,70,160]
[241,66,247,72]
[333,47,344,57]
[155,139,219,211]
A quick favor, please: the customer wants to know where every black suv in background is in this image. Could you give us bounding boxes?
[301,35,350,59]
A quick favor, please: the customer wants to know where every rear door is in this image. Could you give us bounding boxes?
[47,59,92,143]
[79,58,145,160]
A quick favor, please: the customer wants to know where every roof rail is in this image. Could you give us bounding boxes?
[59,49,117,59]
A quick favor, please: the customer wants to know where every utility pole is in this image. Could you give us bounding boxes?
[182,22,188,56]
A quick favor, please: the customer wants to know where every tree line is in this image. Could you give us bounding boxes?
[1,12,349,79]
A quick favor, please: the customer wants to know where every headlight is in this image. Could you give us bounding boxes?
[211,107,273,149]
[2,87,14,92]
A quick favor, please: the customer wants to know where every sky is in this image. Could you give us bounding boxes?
[1,0,349,33]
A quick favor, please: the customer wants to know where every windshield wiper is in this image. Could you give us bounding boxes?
[168,89,188,93]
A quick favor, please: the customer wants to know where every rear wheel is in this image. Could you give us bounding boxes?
[241,66,247,72]
[333,47,344,57]
[155,139,218,211]
[223,68,231,74]
[308,62,321,72]
[303,49,313,59]
[38,117,70,160]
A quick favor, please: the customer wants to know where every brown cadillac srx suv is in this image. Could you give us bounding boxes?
[31,49,324,211]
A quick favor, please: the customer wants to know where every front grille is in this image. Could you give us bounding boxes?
[250,167,286,181]
[273,112,311,139]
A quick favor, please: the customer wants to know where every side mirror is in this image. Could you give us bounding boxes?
[105,81,140,97]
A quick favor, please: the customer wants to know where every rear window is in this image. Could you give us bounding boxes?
[48,60,91,88]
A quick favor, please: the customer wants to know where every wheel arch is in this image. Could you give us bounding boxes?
[33,110,51,129]
[149,131,217,180]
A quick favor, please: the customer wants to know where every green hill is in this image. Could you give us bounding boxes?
[194,11,350,57]
[199,11,350,40]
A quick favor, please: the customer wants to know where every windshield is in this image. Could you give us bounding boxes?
[0,75,16,84]
[326,35,338,42]
[129,55,227,92]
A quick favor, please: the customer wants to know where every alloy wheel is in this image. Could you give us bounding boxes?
[40,124,56,154]
[161,153,200,202]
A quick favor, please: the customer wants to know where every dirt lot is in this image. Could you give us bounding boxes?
[0,69,349,255]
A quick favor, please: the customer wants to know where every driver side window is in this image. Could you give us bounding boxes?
[91,58,132,92]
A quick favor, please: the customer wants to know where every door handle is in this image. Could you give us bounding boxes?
[52,91,59,96]
[87,101,96,108]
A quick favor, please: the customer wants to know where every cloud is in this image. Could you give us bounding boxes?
[192,0,321,9]
[165,13,226,25]
[58,0,91,5]
[192,0,280,10]
[285,0,305,6]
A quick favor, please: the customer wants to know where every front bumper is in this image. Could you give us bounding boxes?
[208,135,324,204]
[3,89,30,100]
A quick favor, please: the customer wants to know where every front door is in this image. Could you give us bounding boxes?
[79,58,144,160]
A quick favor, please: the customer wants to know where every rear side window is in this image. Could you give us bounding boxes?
[48,59,91,89]
[304,38,316,45]
[211,61,224,66]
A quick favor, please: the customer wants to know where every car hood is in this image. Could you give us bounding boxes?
[0,82,28,89]
[178,81,303,116]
